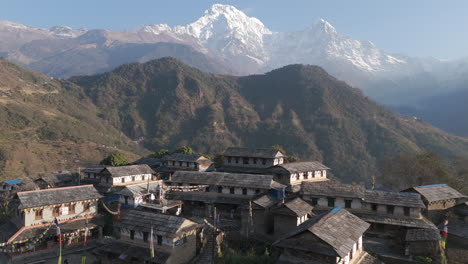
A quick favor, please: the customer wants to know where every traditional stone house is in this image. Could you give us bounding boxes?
[356,190,436,235]
[169,171,286,218]
[219,147,285,174]
[34,172,75,189]
[301,181,365,210]
[274,207,370,264]
[270,197,314,236]
[113,209,200,264]
[405,229,441,259]
[82,165,107,183]
[247,195,279,235]
[99,164,156,188]
[403,184,467,223]
[1,179,37,192]
[0,185,103,258]
[161,153,213,177]
[270,161,330,192]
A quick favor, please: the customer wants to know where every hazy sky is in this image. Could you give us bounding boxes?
[2,0,467,59]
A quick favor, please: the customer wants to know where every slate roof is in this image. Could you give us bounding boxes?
[271,198,313,217]
[405,229,441,242]
[103,164,155,178]
[301,181,365,199]
[224,147,284,158]
[253,195,279,209]
[83,165,107,174]
[37,173,74,185]
[272,161,330,174]
[97,240,169,263]
[355,213,438,229]
[17,185,102,209]
[10,216,103,242]
[115,209,199,238]
[274,207,370,258]
[131,157,161,167]
[407,184,467,203]
[171,171,286,190]
[364,190,425,208]
[115,181,162,197]
[163,153,210,163]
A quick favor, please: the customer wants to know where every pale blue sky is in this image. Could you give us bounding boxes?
[2,0,467,59]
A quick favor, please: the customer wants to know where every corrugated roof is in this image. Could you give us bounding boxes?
[275,208,370,258]
[17,185,102,209]
[224,147,284,158]
[272,161,330,174]
[364,190,425,208]
[271,198,313,217]
[4,179,23,185]
[171,171,286,190]
[115,181,162,197]
[115,209,198,238]
[301,181,365,199]
[104,164,155,178]
[405,229,441,242]
[163,153,209,163]
[409,184,466,203]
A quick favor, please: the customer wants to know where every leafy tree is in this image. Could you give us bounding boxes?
[100,152,129,166]
[174,146,195,154]
[149,149,170,159]
[213,153,224,168]
[271,145,286,155]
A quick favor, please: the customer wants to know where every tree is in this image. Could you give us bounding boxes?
[100,152,129,166]
[271,145,286,155]
[149,149,170,159]
[174,146,194,154]
[272,145,299,163]
[213,153,224,168]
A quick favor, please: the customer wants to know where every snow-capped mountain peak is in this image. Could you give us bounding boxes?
[48,26,87,38]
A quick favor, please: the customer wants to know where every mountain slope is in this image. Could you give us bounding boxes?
[0,58,139,178]
[69,58,468,183]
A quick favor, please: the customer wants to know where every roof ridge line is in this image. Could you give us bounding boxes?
[17,184,94,194]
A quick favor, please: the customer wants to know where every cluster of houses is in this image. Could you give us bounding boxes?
[0,147,467,264]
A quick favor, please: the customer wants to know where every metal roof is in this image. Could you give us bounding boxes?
[171,171,286,190]
[4,179,23,185]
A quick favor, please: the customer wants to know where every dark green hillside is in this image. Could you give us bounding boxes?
[69,58,468,183]
[0,58,139,178]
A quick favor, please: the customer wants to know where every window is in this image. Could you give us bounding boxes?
[69,204,76,214]
[295,174,300,180]
[242,188,247,195]
[253,158,257,164]
[311,198,318,206]
[121,178,125,183]
[327,198,335,207]
[157,235,162,245]
[172,161,175,166]
[52,206,60,217]
[179,161,182,166]
[404,207,410,216]
[235,157,239,164]
[262,158,266,165]
[132,176,135,182]
[304,172,308,180]
[230,187,235,194]
[106,177,110,183]
[124,196,129,205]
[35,209,43,220]
[345,200,352,209]
[243,157,249,164]
[371,204,377,211]
[387,205,394,215]
[218,186,223,193]
[130,230,135,240]
[143,232,149,242]
[228,157,232,163]
[186,162,190,167]
[83,202,91,212]
[183,235,187,243]
[255,189,260,194]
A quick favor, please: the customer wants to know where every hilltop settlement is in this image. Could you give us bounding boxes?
[0,147,467,264]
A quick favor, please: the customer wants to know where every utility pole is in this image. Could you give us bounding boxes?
[212,206,216,264]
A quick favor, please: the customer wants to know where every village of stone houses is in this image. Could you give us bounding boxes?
[0,147,466,264]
